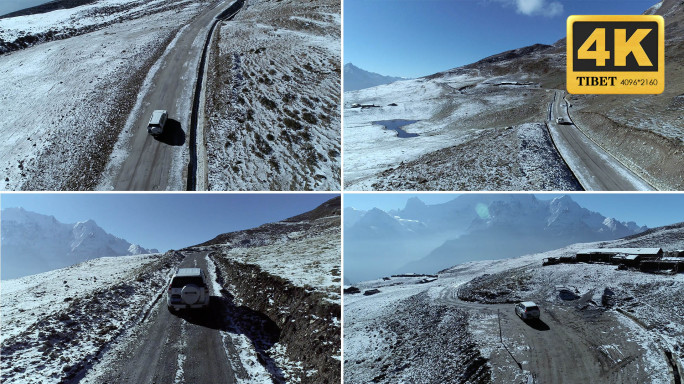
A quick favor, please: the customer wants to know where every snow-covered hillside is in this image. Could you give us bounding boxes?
[344,222,684,383]
[343,1,684,191]
[345,195,647,283]
[0,251,182,384]
[203,0,340,190]
[344,63,404,91]
[1,207,157,279]
[190,196,341,383]
[0,0,220,190]
[342,69,569,190]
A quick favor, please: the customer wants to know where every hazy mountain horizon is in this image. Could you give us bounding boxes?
[344,195,649,283]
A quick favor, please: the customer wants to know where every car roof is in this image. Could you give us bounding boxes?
[520,301,538,307]
[175,268,203,277]
[150,110,167,122]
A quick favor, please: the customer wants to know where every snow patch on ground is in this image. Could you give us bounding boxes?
[174,321,187,384]
[204,0,340,190]
[343,72,556,190]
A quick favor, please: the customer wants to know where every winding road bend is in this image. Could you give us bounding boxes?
[436,285,651,383]
[547,90,653,191]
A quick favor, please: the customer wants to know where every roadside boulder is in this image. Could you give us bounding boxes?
[344,286,361,294]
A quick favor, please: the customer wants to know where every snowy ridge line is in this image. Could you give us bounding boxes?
[188,0,243,190]
[561,94,656,191]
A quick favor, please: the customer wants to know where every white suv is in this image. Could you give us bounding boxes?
[147,110,168,136]
[515,301,541,320]
[167,268,210,312]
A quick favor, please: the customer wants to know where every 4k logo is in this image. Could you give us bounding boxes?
[567,15,664,94]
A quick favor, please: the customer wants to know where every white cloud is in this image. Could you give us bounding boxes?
[493,0,564,17]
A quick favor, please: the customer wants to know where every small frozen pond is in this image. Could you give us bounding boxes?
[372,119,419,138]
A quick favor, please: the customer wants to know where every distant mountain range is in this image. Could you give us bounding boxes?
[344,195,648,282]
[1,207,158,279]
[344,63,405,92]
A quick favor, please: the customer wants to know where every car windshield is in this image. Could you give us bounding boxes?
[170,276,204,288]
[527,306,540,311]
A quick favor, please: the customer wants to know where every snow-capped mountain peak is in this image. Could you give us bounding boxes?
[603,217,619,231]
[1,208,157,279]
[345,195,649,281]
[344,63,405,91]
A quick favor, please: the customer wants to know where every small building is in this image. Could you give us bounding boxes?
[610,253,642,267]
[576,248,663,264]
[640,257,684,273]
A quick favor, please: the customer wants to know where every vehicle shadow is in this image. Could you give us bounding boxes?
[524,318,551,331]
[153,118,185,146]
[176,292,285,382]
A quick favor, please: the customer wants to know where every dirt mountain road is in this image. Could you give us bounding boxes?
[87,252,241,383]
[112,0,238,190]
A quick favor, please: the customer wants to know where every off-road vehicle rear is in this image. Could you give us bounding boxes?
[515,301,541,320]
[167,268,210,312]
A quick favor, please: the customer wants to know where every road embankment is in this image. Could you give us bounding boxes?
[212,255,341,384]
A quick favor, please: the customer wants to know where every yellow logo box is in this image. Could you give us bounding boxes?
[567,15,664,94]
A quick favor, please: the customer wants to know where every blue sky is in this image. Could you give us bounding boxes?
[1,193,338,252]
[344,193,684,228]
[344,0,659,78]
